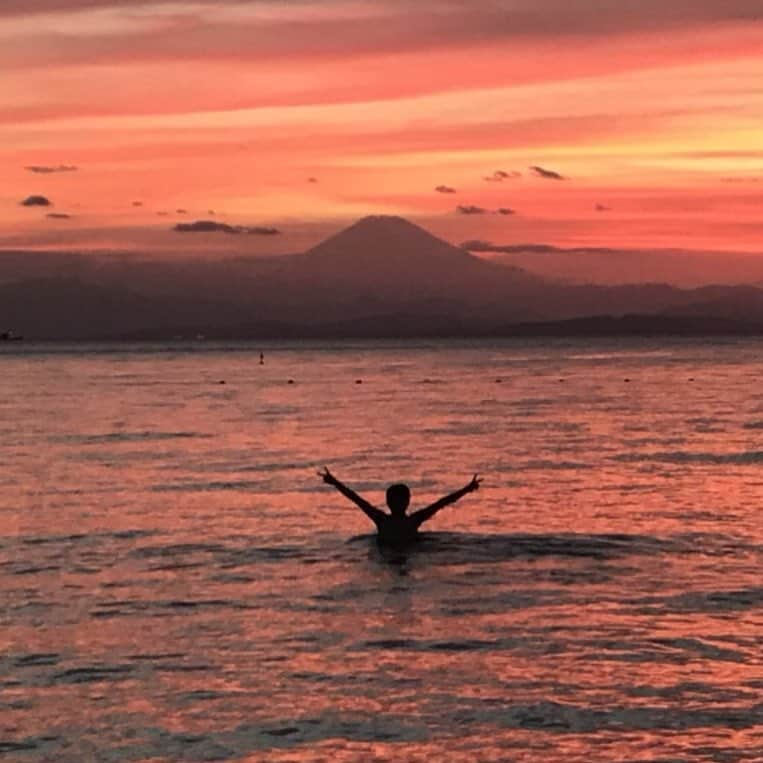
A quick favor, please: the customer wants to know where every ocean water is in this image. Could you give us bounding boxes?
[2,338,763,762]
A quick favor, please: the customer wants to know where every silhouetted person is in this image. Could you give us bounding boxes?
[259,352,265,365]
[319,468,481,546]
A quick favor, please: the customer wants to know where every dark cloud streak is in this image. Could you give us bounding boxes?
[462,241,560,254]
[174,219,281,235]
[484,170,521,182]
[530,165,566,180]
[24,165,77,174]
[20,195,52,207]
[461,240,628,255]
[2,1,760,70]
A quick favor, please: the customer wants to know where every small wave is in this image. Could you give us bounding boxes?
[126,540,308,574]
[176,689,241,705]
[470,698,763,733]
[422,422,487,436]
[613,450,763,465]
[9,564,60,576]
[14,529,157,547]
[360,637,497,652]
[127,652,185,661]
[522,459,592,471]
[152,662,212,673]
[626,680,753,703]
[0,740,43,754]
[220,545,310,567]
[130,542,228,558]
[579,636,748,664]
[13,653,60,668]
[347,532,673,565]
[89,598,258,619]
[687,417,728,432]
[656,587,763,614]
[50,431,209,445]
[52,664,134,685]
[510,397,557,408]
[151,479,264,492]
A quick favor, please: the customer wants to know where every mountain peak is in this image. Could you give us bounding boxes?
[322,214,442,241]
[306,214,475,266]
[290,214,547,304]
[351,214,424,231]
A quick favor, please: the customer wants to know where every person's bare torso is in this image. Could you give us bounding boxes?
[373,513,421,546]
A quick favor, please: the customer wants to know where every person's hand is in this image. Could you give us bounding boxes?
[466,474,482,492]
[318,467,337,485]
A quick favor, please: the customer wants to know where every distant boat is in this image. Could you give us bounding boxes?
[0,330,23,341]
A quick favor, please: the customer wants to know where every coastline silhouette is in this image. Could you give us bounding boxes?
[319,467,481,546]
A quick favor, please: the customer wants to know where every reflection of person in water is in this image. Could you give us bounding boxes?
[319,467,481,545]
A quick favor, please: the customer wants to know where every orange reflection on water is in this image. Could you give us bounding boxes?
[2,340,763,761]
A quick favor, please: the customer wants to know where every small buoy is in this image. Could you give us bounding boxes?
[558,378,565,382]
[624,378,630,383]
[287,379,295,385]
[355,379,363,384]
[219,380,226,385]
[688,377,695,382]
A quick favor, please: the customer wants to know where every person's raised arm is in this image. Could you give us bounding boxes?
[410,474,481,527]
[318,467,386,524]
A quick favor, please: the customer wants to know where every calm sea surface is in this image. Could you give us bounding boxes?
[2,338,763,762]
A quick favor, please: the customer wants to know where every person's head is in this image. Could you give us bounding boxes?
[386,483,410,516]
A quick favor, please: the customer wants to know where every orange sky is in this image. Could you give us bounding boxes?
[1,0,762,254]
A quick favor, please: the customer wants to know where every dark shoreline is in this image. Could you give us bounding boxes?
[5,314,763,343]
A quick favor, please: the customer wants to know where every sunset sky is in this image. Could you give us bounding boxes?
[2,0,762,254]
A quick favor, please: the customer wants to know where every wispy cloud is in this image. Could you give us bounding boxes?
[1,2,760,51]
[461,240,651,255]
[595,203,612,211]
[496,207,515,215]
[174,220,281,235]
[24,165,77,174]
[462,240,560,254]
[484,170,521,182]
[435,184,457,194]
[456,204,488,215]
[46,212,71,219]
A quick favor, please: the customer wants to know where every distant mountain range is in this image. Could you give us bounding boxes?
[463,241,763,288]
[3,215,763,339]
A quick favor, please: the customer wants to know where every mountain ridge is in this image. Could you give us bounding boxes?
[3,215,763,339]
